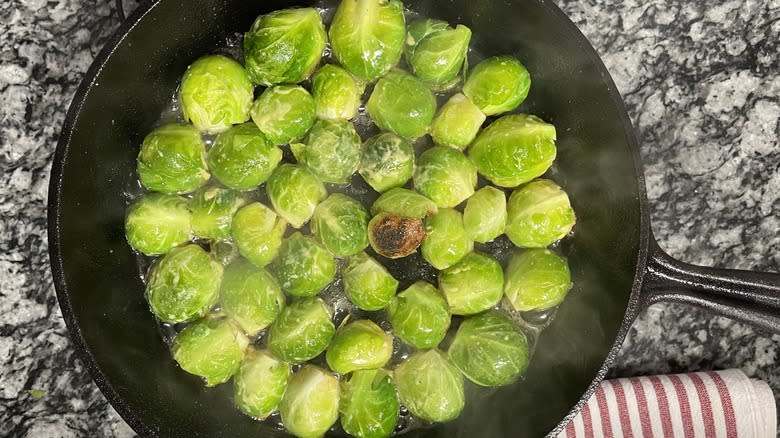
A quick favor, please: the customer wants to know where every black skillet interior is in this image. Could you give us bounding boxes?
[49,0,646,436]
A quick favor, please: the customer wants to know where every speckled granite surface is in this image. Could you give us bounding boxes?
[0,0,777,436]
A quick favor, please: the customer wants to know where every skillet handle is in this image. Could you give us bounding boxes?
[116,0,154,21]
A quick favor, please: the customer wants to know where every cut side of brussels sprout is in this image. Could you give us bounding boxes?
[326,319,393,374]
[234,349,290,420]
[387,281,450,349]
[310,193,370,258]
[439,252,504,315]
[273,232,337,297]
[504,249,572,312]
[368,213,426,260]
[393,349,464,423]
[414,146,477,208]
[342,252,399,311]
[431,93,486,150]
[220,258,285,336]
[462,186,507,243]
[231,203,287,268]
[291,119,362,184]
[312,64,364,120]
[405,19,471,89]
[359,133,415,193]
[268,297,335,364]
[189,187,245,240]
[420,208,473,270]
[340,369,399,438]
[207,123,283,190]
[370,188,438,219]
[125,193,192,256]
[172,314,249,386]
[251,85,316,145]
[505,179,576,248]
[366,70,437,139]
[279,365,340,438]
[266,164,327,229]
[463,56,531,116]
[137,123,210,195]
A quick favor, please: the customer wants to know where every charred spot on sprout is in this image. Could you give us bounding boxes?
[368,213,426,259]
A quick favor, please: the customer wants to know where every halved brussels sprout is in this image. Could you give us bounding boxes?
[393,349,464,422]
[250,85,316,145]
[342,252,399,311]
[359,133,415,193]
[273,232,337,297]
[405,19,471,89]
[137,123,209,194]
[231,203,287,268]
[180,54,254,134]
[462,56,531,116]
[326,320,393,374]
[189,187,245,240]
[420,208,473,270]
[279,365,340,438]
[268,297,335,364]
[266,164,327,229]
[366,70,437,139]
[207,123,283,190]
[329,0,406,81]
[368,213,426,260]
[146,244,222,323]
[125,193,191,256]
[439,252,504,315]
[291,119,362,184]
[233,349,290,420]
[172,314,249,386]
[340,369,399,438]
[220,258,285,336]
[462,186,507,243]
[370,188,438,219]
[505,179,576,248]
[312,64,364,120]
[468,114,557,188]
[448,311,529,387]
[414,146,476,208]
[310,194,370,258]
[387,281,450,349]
[430,93,485,150]
[243,8,327,85]
[504,249,572,311]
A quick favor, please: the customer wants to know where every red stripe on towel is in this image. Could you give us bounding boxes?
[689,373,716,437]
[707,371,738,438]
[629,377,654,437]
[649,375,674,437]
[582,400,594,438]
[610,380,634,438]
[668,375,695,438]
[565,417,576,438]
[595,385,614,436]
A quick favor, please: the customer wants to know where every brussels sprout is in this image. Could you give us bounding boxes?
[312,64,364,120]
[405,20,471,88]
[268,297,335,363]
[468,114,557,188]
[234,349,290,419]
[279,365,340,438]
[366,70,437,139]
[243,8,327,86]
[342,252,398,311]
[329,0,406,81]
[359,133,415,193]
[180,54,254,134]
[266,164,327,229]
[448,311,529,387]
[393,349,464,422]
[250,85,316,145]
[310,194,370,257]
[172,314,249,386]
[370,188,438,219]
[291,119,362,184]
[504,249,572,311]
[220,259,285,336]
[125,193,191,256]
[137,124,209,194]
[414,146,476,208]
[387,281,450,349]
[368,213,426,259]
[420,208,473,270]
[273,232,337,297]
[462,186,507,243]
[340,369,399,438]
[505,179,576,248]
[189,187,245,240]
[462,56,531,116]
[430,93,485,150]
[207,123,283,190]
[231,203,287,268]
[146,244,222,323]
[326,320,393,374]
[439,252,504,315]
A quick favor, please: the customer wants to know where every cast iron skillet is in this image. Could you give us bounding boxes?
[48,0,780,437]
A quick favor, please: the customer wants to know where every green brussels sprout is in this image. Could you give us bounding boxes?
[266,164,327,229]
[462,56,531,116]
[448,311,529,387]
[291,119,362,184]
[268,297,335,363]
[220,259,285,336]
[273,232,337,297]
[393,349,464,422]
[468,114,557,188]
[137,123,209,194]
[231,203,287,268]
[387,281,450,349]
[420,208,473,270]
[370,188,438,219]
[439,252,504,315]
[189,187,246,240]
[125,193,191,256]
[233,349,290,420]
[279,365,340,438]
[329,0,406,81]
[326,320,393,374]
[414,146,476,208]
[312,64,364,120]
[430,93,485,150]
[342,252,398,311]
[340,369,399,438]
[146,244,222,323]
[207,123,283,190]
[505,179,576,248]
[366,70,437,139]
[172,314,249,386]
[368,213,426,259]
[180,54,254,134]
[504,249,572,312]
[359,133,415,193]
[243,8,327,86]
[405,19,471,88]
[250,85,316,145]
[462,186,507,243]
[310,194,370,257]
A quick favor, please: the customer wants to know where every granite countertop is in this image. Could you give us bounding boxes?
[1,0,778,436]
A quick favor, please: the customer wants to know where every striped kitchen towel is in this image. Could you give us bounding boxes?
[557,369,776,438]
